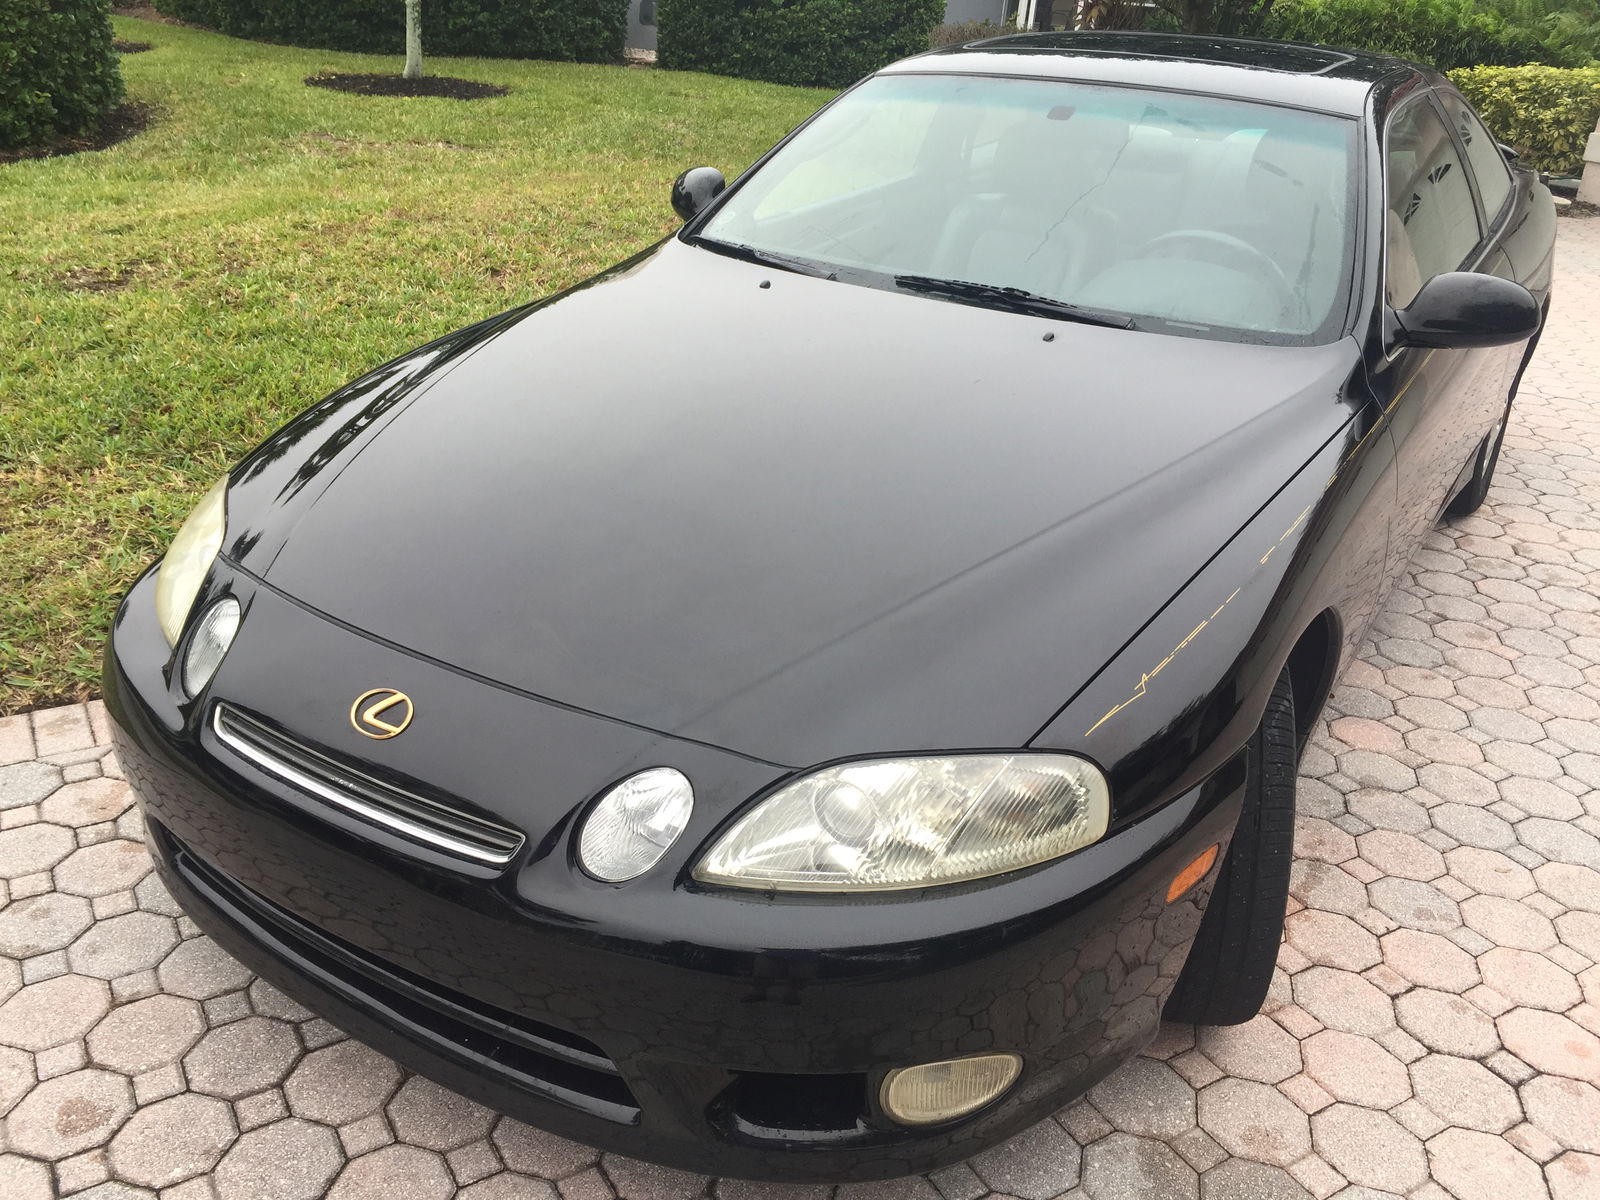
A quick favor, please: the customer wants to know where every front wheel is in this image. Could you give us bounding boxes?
[1163,670,1297,1026]
[1445,404,1510,519]
[1450,310,1544,519]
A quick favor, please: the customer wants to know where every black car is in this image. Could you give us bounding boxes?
[106,31,1554,1181]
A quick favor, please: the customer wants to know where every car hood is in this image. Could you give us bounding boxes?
[240,238,1362,767]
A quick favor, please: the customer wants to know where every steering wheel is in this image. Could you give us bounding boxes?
[1133,229,1298,317]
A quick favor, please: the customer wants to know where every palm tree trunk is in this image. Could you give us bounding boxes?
[404,0,423,79]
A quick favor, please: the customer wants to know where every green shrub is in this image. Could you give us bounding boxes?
[1263,0,1582,70]
[1450,63,1600,173]
[0,0,124,149]
[156,0,225,24]
[929,19,1008,48]
[152,0,627,64]
[658,0,946,89]
[1488,0,1600,68]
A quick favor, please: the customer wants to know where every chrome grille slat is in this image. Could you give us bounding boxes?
[212,704,524,865]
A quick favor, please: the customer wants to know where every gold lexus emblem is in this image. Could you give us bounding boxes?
[350,688,413,740]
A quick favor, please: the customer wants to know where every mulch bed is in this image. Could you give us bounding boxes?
[1557,199,1599,220]
[114,39,154,53]
[305,73,508,100]
[0,102,152,165]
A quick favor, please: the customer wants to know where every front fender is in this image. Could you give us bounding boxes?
[1031,396,1395,827]
[221,307,531,576]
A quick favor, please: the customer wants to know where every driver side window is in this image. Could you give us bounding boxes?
[1384,99,1482,308]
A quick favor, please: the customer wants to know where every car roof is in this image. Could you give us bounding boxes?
[880,31,1435,119]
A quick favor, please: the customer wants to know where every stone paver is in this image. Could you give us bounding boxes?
[5,1069,133,1160]
[327,1144,454,1200]
[386,1076,497,1151]
[182,1017,301,1100]
[0,973,110,1051]
[85,994,205,1075]
[212,1117,342,1200]
[283,1039,402,1126]
[1313,1104,1428,1194]
[107,1093,236,1187]
[2,217,1599,1198]
[1301,1029,1411,1109]
[1411,1054,1523,1134]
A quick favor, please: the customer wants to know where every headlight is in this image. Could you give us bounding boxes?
[154,477,228,646]
[182,598,240,696]
[693,754,1109,892]
[578,768,695,882]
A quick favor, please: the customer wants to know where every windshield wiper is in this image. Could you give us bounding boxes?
[893,275,1135,329]
[685,236,837,279]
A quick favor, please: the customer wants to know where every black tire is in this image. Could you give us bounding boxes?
[1445,403,1510,519]
[1449,309,1544,519]
[1164,670,1297,1027]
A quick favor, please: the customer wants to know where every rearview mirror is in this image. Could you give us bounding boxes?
[1393,272,1540,350]
[671,167,726,222]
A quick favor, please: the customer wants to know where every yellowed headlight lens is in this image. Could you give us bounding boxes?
[695,754,1109,892]
[154,477,227,646]
[880,1054,1023,1126]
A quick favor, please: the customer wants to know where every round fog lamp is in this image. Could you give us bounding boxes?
[182,598,241,697]
[880,1054,1022,1126]
[578,767,694,882]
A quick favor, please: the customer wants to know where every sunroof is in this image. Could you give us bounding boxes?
[969,32,1358,76]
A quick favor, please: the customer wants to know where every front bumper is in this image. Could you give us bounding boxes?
[107,565,1243,1180]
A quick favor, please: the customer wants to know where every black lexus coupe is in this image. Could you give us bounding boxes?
[107,31,1554,1181]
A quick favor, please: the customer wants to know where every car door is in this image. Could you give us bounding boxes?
[1369,91,1505,579]
[1433,89,1542,491]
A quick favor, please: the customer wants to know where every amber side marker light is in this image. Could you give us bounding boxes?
[1167,844,1220,903]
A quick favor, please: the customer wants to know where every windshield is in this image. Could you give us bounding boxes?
[697,73,1358,344]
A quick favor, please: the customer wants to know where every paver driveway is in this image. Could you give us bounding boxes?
[3,216,1600,1200]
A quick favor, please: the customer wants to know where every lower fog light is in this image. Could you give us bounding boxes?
[880,1054,1022,1126]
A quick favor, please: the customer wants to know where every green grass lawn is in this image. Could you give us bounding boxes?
[0,19,828,714]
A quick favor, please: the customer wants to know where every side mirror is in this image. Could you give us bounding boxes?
[671,167,726,222]
[1393,272,1540,350]
[1498,142,1519,162]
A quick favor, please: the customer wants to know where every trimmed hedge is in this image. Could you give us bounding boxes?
[929,19,1007,49]
[1,0,124,150]
[152,0,627,63]
[1450,64,1600,174]
[1262,0,1583,71]
[657,0,946,89]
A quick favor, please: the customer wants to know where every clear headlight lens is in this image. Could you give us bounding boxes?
[154,477,228,646]
[182,598,240,697]
[578,768,695,882]
[694,754,1110,893]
